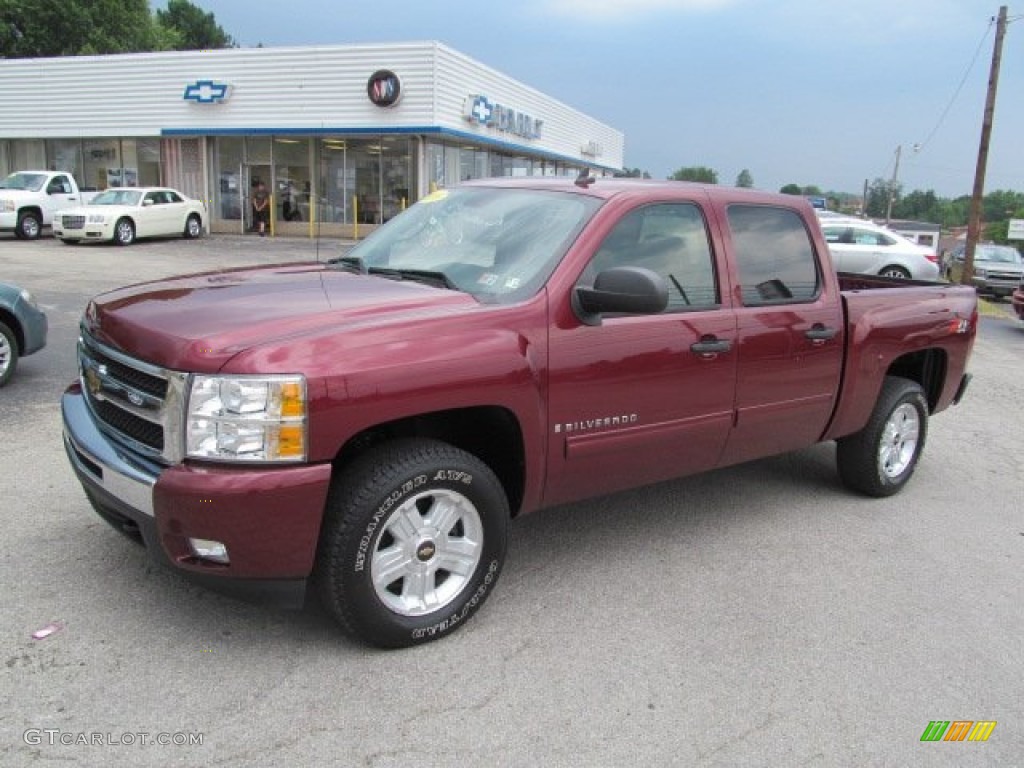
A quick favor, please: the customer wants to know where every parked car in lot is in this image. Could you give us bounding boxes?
[0,170,98,239]
[945,243,1024,299]
[0,282,48,387]
[819,218,940,280]
[1012,276,1024,321]
[53,187,206,246]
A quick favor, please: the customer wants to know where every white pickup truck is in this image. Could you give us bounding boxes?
[0,170,98,239]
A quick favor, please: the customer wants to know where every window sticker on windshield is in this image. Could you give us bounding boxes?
[477,273,499,286]
[420,190,449,204]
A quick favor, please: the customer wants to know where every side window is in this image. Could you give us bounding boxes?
[144,192,161,205]
[48,175,71,194]
[166,190,183,204]
[587,203,719,311]
[727,205,820,306]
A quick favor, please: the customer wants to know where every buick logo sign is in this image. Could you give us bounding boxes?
[367,69,401,108]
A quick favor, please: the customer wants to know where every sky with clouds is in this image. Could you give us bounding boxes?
[156,0,1023,197]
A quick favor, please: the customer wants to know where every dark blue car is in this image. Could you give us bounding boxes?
[0,282,48,386]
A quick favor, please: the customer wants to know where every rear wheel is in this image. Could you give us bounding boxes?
[114,218,135,246]
[184,214,202,239]
[837,376,928,497]
[16,211,42,240]
[0,321,19,387]
[315,438,508,648]
[879,265,911,279]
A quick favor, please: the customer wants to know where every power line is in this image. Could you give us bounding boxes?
[916,15,995,153]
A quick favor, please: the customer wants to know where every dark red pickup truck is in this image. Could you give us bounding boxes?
[62,178,977,647]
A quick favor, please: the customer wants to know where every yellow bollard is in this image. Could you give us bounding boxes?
[353,196,359,240]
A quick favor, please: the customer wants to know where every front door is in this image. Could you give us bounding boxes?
[544,202,738,507]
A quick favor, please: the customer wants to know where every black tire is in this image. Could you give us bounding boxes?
[836,376,928,497]
[879,265,911,279]
[315,437,508,649]
[184,214,202,239]
[114,218,135,246]
[0,320,19,387]
[16,211,42,240]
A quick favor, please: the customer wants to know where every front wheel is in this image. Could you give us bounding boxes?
[315,438,508,648]
[16,211,42,240]
[114,218,135,246]
[0,320,19,387]
[836,376,928,497]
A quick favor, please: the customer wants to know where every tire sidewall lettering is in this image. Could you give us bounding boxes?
[354,472,428,572]
[410,559,500,640]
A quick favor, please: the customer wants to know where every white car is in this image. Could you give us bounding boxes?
[53,187,206,246]
[819,218,940,280]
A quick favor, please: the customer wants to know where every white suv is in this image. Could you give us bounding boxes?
[819,217,940,280]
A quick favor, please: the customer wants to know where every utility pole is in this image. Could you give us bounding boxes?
[885,144,901,226]
[962,5,1008,285]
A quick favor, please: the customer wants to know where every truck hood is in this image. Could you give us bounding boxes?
[0,188,43,200]
[85,262,480,371]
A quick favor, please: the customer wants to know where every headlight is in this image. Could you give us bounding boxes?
[19,289,39,310]
[87,214,107,224]
[974,268,987,278]
[186,375,307,462]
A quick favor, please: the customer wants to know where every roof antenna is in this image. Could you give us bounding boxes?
[575,168,596,188]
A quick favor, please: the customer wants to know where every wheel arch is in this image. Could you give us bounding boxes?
[886,348,947,413]
[330,405,527,517]
[0,309,25,352]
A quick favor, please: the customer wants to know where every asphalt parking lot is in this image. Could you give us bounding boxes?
[1,232,1022,767]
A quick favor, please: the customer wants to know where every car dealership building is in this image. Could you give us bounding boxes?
[0,42,624,236]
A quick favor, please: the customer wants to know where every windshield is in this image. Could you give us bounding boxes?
[90,189,143,206]
[341,186,601,303]
[975,244,1022,264]
[0,172,47,191]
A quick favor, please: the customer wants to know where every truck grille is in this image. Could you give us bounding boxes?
[61,215,86,230]
[78,330,188,463]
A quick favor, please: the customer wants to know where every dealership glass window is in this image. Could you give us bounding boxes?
[380,136,411,222]
[12,140,46,172]
[215,137,244,221]
[82,139,121,190]
[133,139,161,187]
[349,138,382,224]
[319,137,352,223]
[274,137,310,223]
[45,140,82,180]
[459,146,489,182]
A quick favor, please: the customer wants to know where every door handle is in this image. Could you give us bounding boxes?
[690,337,732,356]
[805,324,838,342]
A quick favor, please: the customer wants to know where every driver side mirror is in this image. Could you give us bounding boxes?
[572,266,669,326]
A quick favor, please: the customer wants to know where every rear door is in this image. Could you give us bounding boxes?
[716,204,844,466]
[544,200,738,506]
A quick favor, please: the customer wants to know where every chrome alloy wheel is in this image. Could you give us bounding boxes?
[370,489,484,617]
[0,332,11,377]
[878,403,920,479]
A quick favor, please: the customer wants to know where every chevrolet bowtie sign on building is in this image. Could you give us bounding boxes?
[183,80,230,104]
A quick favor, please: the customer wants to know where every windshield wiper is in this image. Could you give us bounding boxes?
[327,254,368,274]
[368,267,457,290]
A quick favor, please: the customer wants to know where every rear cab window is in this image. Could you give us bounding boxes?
[726,205,822,306]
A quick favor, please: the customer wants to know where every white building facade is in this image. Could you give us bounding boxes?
[0,42,624,236]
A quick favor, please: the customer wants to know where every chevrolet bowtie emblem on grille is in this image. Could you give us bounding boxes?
[183,80,230,104]
[85,365,103,397]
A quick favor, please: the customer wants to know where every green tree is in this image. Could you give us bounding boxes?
[670,166,717,184]
[735,169,754,188]
[779,184,802,195]
[616,167,651,179]
[864,177,900,218]
[0,0,164,56]
[156,0,235,50]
